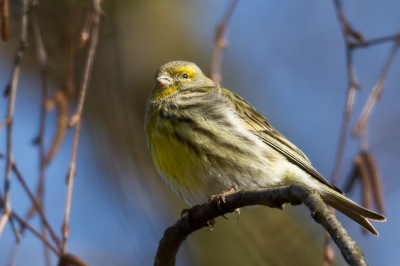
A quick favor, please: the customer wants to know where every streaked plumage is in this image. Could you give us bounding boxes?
[145,61,385,235]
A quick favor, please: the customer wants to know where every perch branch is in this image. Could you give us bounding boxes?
[155,183,367,266]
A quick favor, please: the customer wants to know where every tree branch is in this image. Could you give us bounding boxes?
[155,183,367,266]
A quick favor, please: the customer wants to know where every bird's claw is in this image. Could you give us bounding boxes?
[208,184,239,212]
[235,208,240,222]
[207,218,216,231]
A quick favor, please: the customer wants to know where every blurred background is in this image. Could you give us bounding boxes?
[0,1,399,265]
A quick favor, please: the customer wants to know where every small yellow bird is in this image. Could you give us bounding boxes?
[145,61,385,235]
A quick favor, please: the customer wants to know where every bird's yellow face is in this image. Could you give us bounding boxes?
[151,61,214,101]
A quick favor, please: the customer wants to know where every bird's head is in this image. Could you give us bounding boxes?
[151,61,214,101]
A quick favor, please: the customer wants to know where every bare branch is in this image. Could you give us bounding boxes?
[61,0,102,253]
[353,42,399,136]
[11,212,60,256]
[155,184,367,266]
[1,0,9,40]
[330,0,361,186]
[210,0,238,83]
[1,0,30,235]
[330,1,400,185]
[352,34,400,49]
[12,163,61,250]
[0,117,11,129]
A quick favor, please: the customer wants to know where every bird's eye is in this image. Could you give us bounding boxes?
[182,73,189,79]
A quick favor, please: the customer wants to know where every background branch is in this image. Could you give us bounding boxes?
[210,0,238,83]
[61,0,101,254]
[0,0,30,236]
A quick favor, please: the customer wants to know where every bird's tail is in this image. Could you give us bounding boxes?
[320,188,386,235]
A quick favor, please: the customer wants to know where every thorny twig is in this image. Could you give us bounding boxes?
[61,0,102,253]
[210,0,238,83]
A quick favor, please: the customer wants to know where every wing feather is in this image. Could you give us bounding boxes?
[222,88,342,194]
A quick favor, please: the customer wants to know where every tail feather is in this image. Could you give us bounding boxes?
[320,188,386,236]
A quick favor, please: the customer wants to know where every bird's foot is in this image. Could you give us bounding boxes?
[234,208,240,222]
[207,209,239,231]
[208,184,239,212]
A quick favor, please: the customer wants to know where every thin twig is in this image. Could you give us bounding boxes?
[328,1,398,260]
[322,231,334,266]
[79,10,93,49]
[63,0,81,99]
[352,34,400,49]
[12,163,61,250]
[30,7,54,265]
[0,117,11,129]
[1,0,9,41]
[11,212,60,256]
[210,0,238,83]
[0,0,30,236]
[344,164,359,193]
[330,0,360,186]
[61,0,102,253]
[353,42,400,135]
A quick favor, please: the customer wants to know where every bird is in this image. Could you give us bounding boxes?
[144,60,386,235]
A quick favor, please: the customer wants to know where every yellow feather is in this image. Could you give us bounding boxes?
[146,115,203,191]
[151,85,178,101]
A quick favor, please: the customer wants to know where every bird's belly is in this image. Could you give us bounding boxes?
[149,129,289,205]
[149,130,209,203]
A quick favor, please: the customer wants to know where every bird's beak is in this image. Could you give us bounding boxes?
[157,74,172,89]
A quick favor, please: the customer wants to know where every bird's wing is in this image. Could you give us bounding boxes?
[222,88,342,194]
